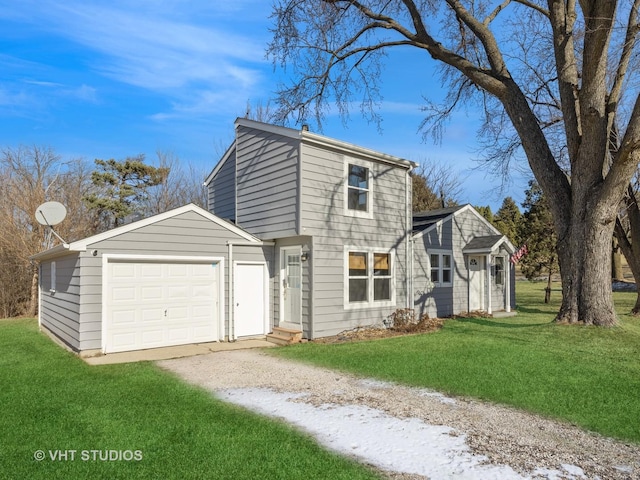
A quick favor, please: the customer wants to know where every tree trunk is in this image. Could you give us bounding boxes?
[555,200,618,326]
[612,238,624,280]
[544,270,552,304]
[615,204,640,315]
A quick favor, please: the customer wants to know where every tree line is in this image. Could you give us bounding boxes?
[0,146,207,318]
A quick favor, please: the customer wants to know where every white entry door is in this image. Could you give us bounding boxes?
[468,256,484,311]
[105,260,220,353]
[234,263,266,337]
[280,247,302,326]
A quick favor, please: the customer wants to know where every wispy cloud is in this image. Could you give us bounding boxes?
[10,1,271,119]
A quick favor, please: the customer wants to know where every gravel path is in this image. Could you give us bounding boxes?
[158,349,639,480]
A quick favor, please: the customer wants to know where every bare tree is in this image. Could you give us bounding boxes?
[269,0,640,326]
[143,150,208,216]
[0,146,95,317]
[412,160,462,211]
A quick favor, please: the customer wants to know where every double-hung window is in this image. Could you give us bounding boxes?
[346,249,394,307]
[494,256,505,285]
[429,252,452,286]
[345,160,372,218]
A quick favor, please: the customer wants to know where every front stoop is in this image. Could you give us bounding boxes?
[266,326,303,346]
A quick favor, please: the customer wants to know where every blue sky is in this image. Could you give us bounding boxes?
[0,1,529,211]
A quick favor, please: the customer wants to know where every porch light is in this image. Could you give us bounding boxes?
[301,252,309,262]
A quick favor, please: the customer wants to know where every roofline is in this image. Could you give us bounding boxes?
[463,235,516,254]
[412,204,511,243]
[412,204,468,239]
[204,140,236,186]
[234,117,417,170]
[30,204,262,262]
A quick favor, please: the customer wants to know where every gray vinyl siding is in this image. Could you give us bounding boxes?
[413,208,512,317]
[76,210,270,351]
[299,143,411,338]
[235,124,299,238]
[208,151,236,220]
[39,254,82,350]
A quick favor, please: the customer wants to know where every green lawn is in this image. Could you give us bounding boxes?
[0,319,381,480]
[272,281,640,443]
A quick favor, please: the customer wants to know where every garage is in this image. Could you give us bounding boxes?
[104,257,223,353]
[31,204,273,356]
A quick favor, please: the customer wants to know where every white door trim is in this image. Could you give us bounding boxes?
[101,254,225,353]
[468,255,484,312]
[233,261,269,337]
[279,246,303,328]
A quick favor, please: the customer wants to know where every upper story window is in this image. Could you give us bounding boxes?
[345,160,373,218]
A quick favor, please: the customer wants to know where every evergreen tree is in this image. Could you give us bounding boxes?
[84,155,169,230]
[493,197,522,245]
[519,181,558,303]
[475,206,493,224]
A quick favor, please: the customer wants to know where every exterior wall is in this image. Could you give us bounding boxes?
[235,124,299,238]
[39,253,82,350]
[76,210,270,351]
[208,150,236,220]
[414,208,502,317]
[299,142,411,338]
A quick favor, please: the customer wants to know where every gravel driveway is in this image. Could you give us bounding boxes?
[158,349,639,479]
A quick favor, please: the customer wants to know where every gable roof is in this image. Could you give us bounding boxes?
[204,118,417,186]
[413,205,466,234]
[462,234,514,254]
[412,204,511,246]
[30,203,261,261]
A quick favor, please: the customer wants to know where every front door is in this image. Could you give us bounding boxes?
[280,247,302,327]
[468,256,484,311]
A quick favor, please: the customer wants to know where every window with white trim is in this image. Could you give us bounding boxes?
[345,160,373,218]
[429,252,452,286]
[346,249,394,306]
[494,256,505,285]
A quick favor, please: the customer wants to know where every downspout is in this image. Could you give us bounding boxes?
[405,167,413,309]
[228,242,234,341]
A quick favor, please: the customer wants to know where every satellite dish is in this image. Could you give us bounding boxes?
[35,201,67,226]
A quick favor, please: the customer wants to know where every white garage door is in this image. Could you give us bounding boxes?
[105,260,220,353]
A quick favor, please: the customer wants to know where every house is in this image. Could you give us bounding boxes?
[206,118,417,340]
[31,118,516,356]
[412,205,516,318]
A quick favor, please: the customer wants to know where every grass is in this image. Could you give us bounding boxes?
[271,281,640,443]
[0,319,381,480]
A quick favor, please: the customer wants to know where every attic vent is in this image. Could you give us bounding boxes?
[301,124,309,131]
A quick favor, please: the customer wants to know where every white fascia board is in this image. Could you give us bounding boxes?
[302,131,417,170]
[29,243,71,262]
[204,141,236,186]
[235,117,417,170]
[32,204,261,261]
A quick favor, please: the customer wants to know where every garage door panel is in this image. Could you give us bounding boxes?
[106,260,220,353]
[141,286,163,300]
[112,309,136,325]
[112,287,136,302]
[141,264,162,278]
